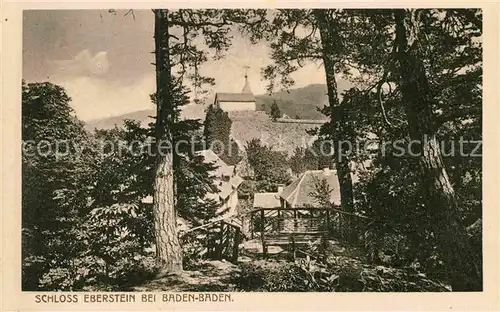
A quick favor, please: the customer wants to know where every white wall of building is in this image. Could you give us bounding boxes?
[216,199,229,215]
[215,190,239,216]
[228,191,239,215]
[217,101,256,112]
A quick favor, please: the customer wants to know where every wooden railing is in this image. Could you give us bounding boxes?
[178,207,374,262]
[246,207,374,258]
[179,216,243,263]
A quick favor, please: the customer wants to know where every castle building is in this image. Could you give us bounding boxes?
[214,70,256,112]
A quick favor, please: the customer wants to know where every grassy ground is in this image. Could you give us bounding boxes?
[129,238,450,292]
[131,260,240,292]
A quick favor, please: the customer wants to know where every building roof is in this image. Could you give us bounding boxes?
[280,169,342,208]
[214,72,255,103]
[230,175,244,188]
[196,149,234,177]
[215,92,256,103]
[195,149,243,201]
[142,151,244,206]
[253,192,281,209]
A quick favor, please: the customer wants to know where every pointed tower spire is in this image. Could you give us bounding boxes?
[242,66,252,94]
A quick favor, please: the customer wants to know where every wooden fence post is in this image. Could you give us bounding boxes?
[261,209,267,259]
[250,212,254,239]
[232,227,241,263]
[218,221,225,260]
[293,210,297,232]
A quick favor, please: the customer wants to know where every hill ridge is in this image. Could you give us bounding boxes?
[83,83,343,131]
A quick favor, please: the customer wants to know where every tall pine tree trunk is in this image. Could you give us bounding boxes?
[314,9,355,240]
[153,9,182,273]
[394,9,481,290]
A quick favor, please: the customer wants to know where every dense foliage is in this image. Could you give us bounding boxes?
[232,257,448,292]
[289,141,333,175]
[245,8,483,289]
[245,138,292,192]
[22,81,96,290]
[269,100,282,121]
[203,104,242,166]
[21,79,221,290]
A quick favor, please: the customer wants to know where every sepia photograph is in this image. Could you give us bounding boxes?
[19,8,485,295]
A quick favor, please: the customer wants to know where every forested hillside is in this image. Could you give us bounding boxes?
[256,82,351,120]
[84,83,339,131]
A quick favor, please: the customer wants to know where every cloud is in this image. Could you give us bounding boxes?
[44,42,328,123]
[45,49,156,122]
[51,74,155,121]
[49,49,110,78]
[49,60,328,122]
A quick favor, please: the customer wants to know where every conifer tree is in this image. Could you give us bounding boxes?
[203,104,242,165]
[253,9,356,238]
[151,9,265,272]
[270,100,282,121]
[21,81,94,290]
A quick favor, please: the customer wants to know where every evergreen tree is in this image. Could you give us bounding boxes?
[21,81,94,290]
[331,9,482,289]
[149,79,222,225]
[270,100,282,121]
[392,9,481,290]
[203,104,242,165]
[150,9,266,272]
[252,9,357,238]
[246,9,483,290]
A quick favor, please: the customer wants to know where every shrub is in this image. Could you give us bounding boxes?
[231,257,449,292]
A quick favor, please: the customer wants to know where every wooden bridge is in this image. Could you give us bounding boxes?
[249,207,334,259]
[179,206,370,262]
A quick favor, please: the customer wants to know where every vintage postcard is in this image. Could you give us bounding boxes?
[1,1,499,311]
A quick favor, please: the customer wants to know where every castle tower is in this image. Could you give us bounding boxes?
[213,66,256,112]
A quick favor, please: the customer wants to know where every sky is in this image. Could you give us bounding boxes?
[23,10,327,121]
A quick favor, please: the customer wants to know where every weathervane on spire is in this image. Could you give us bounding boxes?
[243,65,251,79]
[242,66,252,94]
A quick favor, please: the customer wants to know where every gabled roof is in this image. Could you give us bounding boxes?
[280,169,342,208]
[195,149,243,201]
[218,181,234,200]
[230,175,244,189]
[142,150,243,206]
[215,92,256,103]
[196,149,234,177]
[253,192,281,209]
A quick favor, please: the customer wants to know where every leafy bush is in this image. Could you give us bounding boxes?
[232,257,449,292]
[231,263,268,291]
[22,80,221,290]
[245,138,292,191]
[181,230,211,269]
